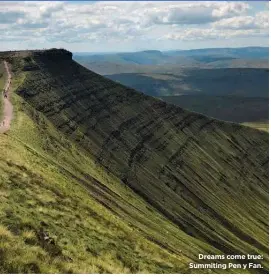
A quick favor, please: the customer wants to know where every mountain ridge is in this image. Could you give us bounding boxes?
[0,48,268,273]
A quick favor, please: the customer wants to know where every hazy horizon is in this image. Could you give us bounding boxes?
[0,45,269,55]
[73,45,269,54]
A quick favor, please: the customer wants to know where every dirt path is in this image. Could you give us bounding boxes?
[0,61,13,133]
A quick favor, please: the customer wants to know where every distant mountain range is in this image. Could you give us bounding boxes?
[74,47,269,125]
[165,47,269,59]
[74,47,268,75]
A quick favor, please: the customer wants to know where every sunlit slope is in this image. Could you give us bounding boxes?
[2,92,212,273]
[242,122,269,132]
[0,64,213,274]
[1,49,269,273]
[0,52,232,274]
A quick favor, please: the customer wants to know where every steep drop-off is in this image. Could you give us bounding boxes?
[0,49,269,273]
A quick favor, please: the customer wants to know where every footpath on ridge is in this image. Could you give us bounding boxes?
[0,61,13,133]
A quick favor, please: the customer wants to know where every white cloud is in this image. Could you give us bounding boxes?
[144,2,250,25]
[163,28,268,41]
[0,1,268,51]
[212,11,269,30]
[211,2,250,18]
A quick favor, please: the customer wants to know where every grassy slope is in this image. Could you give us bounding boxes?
[242,122,269,132]
[0,69,203,274]
[0,52,217,274]
[0,50,268,273]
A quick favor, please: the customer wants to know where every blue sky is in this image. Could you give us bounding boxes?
[0,1,269,52]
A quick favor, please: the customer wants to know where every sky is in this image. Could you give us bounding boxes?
[0,1,269,53]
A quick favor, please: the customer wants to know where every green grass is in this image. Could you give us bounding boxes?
[242,122,269,132]
[0,50,268,273]
[0,94,198,273]
[0,62,208,273]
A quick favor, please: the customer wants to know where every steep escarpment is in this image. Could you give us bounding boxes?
[1,49,269,273]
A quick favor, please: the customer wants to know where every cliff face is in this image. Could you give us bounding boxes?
[4,49,269,272]
[32,49,73,60]
[0,49,72,60]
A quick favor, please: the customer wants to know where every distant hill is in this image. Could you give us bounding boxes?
[75,59,269,75]
[75,47,269,125]
[106,69,269,98]
[160,95,268,123]
[75,46,269,65]
[165,47,269,59]
[75,50,172,65]
[74,47,269,75]
[0,49,268,273]
[105,69,269,124]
